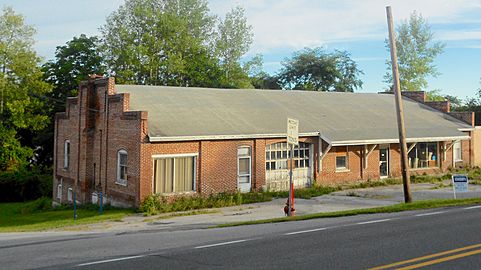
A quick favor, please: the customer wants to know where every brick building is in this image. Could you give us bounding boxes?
[53,77,476,207]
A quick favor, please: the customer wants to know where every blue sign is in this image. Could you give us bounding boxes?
[452,174,468,193]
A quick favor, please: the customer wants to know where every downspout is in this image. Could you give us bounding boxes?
[54,115,59,201]
[76,85,83,203]
[104,90,110,196]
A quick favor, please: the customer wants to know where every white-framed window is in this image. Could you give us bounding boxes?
[408,142,438,169]
[116,150,128,185]
[153,155,196,193]
[453,141,462,162]
[238,147,251,184]
[265,142,310,171]
[335,146,349,171]
[63,140,70,169]
[67,188,73,202]
[57,183,62,199]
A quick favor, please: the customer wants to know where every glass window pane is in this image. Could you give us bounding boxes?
[305,149,309,158]
[266,151,271,160]
[271,152,276,160]
[238,147,250,156]
[336,156,347,169]
[271,161,276,169]
[239,158,250,175]
[295,160,299,168]
[282,151,287,159]
[300,160,304,167]
[266,162,270,170]
[239,175,250,183]
[280,160,287,169]
[294,150,299,158]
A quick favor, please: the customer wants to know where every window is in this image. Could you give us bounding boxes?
[238,147,251,184]
[335,146,349,171]
[453,141,462,162]
[265,142,310,171]
[63,140,70,169]
[154,156,195,193]
[116,150,128,185]
[408,142,438,169]
[57,183,62,199]
[67,188,73,202]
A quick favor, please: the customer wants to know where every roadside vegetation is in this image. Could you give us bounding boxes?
[217,197,481,227]
[0,197,134,232]
[140,166,481,215]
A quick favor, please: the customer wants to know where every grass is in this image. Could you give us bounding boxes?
[0,198,135,232]
[216,198,481,228]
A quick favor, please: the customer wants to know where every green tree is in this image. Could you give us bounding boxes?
[277,47,363,92]
[215,6,253,88]
[43,34,105,111]
[385,11,445,91]
[0,7,51,171]
[243,54,280,89]
[101,0,226,87]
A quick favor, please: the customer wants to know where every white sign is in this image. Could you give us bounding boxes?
[287,118,299,146]
[452,174,468,199]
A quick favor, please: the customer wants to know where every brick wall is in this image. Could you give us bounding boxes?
[449,112,474,126]
[53,77,144,207]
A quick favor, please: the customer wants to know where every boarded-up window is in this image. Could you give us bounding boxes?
[154,156,195,194]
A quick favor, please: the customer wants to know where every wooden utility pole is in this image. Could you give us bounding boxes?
[386,6,412,203]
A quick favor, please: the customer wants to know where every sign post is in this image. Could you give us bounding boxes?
[452,174,469,199]
[287,118,299,217]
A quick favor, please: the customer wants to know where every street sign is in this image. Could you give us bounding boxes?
[452,174,468,199]
[287,118,299,146]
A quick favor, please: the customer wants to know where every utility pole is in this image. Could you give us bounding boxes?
[386,6,412,203]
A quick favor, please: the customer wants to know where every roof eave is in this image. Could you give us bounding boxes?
[331,135,471,146]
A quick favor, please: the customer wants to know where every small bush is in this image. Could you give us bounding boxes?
[139,191,274,215]
[0,169,52,202]
[20,197,52,214]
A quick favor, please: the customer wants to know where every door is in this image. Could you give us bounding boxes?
[237,147,252,193]
[379,147,389,178]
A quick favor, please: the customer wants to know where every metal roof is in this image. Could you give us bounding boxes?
[115,85,471,143]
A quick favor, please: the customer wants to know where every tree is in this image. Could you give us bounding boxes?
[277,47,363,92]
[43,34,105,111]
[0,7,51,171]
[102,0,222,87]
[243,54,280,89]
[385,11,445,91]
[215,6,253,88]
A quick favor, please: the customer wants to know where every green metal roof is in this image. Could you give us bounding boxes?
[116,85,471,143]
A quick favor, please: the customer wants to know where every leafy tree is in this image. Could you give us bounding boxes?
[385,11,445,91]
[277,47,363,92]
[243,54,280,89]
[0,7,51,171]
[43,34,105,112]
[215,6,253,88]
[101,0,223,87]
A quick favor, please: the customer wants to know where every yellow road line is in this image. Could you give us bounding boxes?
[368,243,481,270]
[397,248,481,270]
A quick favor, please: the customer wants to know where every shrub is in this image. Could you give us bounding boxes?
[139,191,273,215]
[0,169,52,202]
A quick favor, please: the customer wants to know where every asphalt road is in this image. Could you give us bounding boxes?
[2,205,481,269]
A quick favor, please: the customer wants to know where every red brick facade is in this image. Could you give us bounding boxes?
[53,78,474,207]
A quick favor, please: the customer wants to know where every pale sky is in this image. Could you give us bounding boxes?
[1,0,481,99]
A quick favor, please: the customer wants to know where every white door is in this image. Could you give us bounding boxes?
[237,147,252,192]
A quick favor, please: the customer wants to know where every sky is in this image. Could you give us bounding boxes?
[1,0,481,99]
